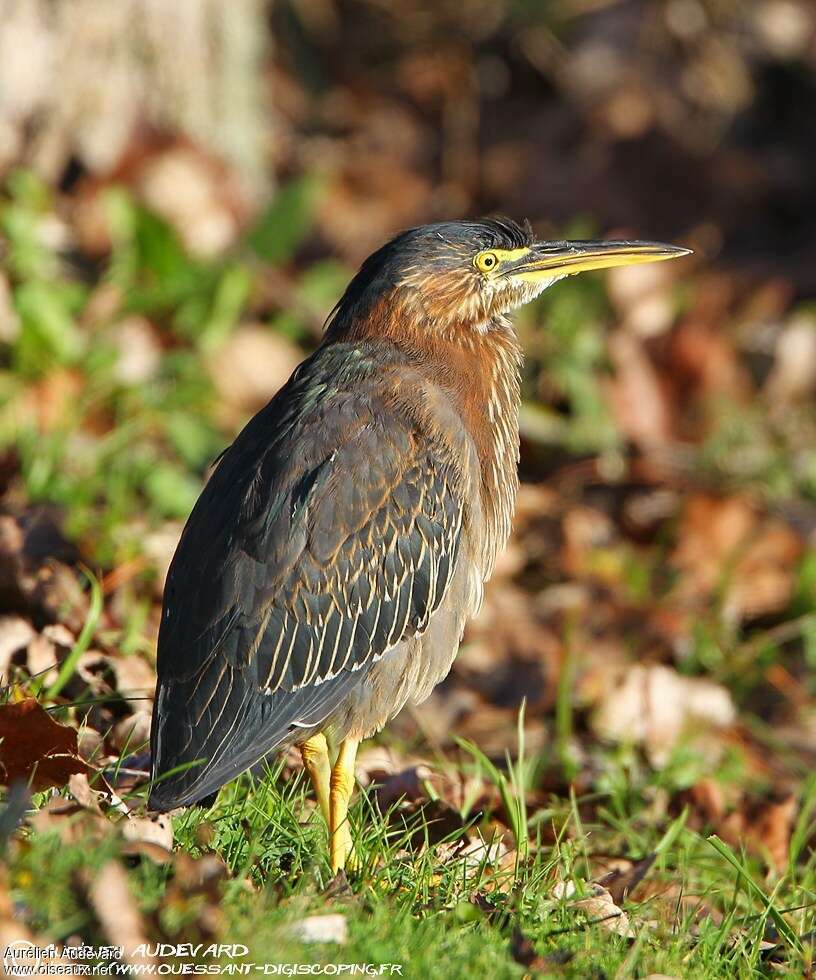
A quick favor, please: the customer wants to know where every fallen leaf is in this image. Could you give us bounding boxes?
[720,792,797,873]
[670,494,801,620]
[509,927,548,971]
[0,616,35,683]
[0,698,96,791]
[68,773,104,814]
[765,314,816,404]
[608,261,677,338]
[76,726,105,763]
[208,326,303,418]
[28,796,110,843]
[591,664,735,765]
[287,914,348,944]
[142,523,183,597]
[370,765,434,808]
[160,851,227,941]
[88,861,156,966]
[594,854,656,904]
[110,316,162,386]
[172,852,230,897]
[605,330,674,448]
[669,316,747,401]
[137,146,241,257]
[120,840,174,865]
[552,880,636,938]
[112,710,152,753]
[26,632,60,685]
[121,813,174,851]
[109,655,157,701]
[458,837,513,872]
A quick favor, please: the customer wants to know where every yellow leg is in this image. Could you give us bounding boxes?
[300,733,331,825]
[329,737,359,873]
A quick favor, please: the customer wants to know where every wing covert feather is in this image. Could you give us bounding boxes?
[150,344,469,808]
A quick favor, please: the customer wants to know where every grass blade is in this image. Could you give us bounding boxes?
[707,834,802,952]
[44,568,103,701]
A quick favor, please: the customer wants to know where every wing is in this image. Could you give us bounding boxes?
[149,344,468,809]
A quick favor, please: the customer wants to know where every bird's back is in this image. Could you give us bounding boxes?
[149,337,485,810]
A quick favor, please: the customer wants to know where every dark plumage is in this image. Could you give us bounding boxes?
[150,342,464,808]
[149,218,689,870]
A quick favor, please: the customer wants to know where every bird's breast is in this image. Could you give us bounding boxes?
[417,321,523,581]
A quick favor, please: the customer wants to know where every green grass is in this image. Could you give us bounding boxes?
[3,167,816,976]
[5,732,816,978]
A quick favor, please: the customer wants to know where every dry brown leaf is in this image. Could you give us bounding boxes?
[688,777,728,822]
[720,792,797,872]
[369,765,434,809]
[606,330,674,448]
[137,147,242,258]
[509,927,549,971]
[172,852,230,896]
[142,523,184,596]
[0,698,97,791]
[89,860,156,966]
[591,664,735,765]
[110,656,156,700]
[458,837,513,872]
[669,317,748,401]
[120,840,174,864]
[112,710,152,753]
[765,314,816,404]
[121,813,174,851]
[28,795,110,843]
[671,494,801,619]
[671,494,756,592]
[593,853,656,904]
[76,726,105,763]
[208,326,303,417]
[68,769,122,816]
[287,914,348,945]
[68,772,105,813]
[355,744,405,784]
[0,616,35,682]
[608,261,677,338]
[26,632,60,685]
[161,852,230,938]
[552,880,636,938]
[560,505,617,580]
[110,316,162,386]
[728,523,802,619]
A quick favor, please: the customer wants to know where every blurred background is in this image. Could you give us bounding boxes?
[2,0,816,861]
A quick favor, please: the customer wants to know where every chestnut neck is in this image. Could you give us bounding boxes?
[329,291,523,576]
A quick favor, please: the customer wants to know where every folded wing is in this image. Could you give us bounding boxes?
[149,348,465,809]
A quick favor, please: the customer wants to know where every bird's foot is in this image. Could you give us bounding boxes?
[329,825,359,874]
[329,737,359,874]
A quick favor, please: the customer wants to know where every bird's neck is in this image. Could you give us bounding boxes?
[444,319,523,576]
[410,317,522,578]
[328,298,523,578]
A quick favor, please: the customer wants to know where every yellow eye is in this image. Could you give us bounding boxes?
[474,251,499,274]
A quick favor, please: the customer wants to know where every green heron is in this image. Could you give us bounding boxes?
[149,218,688,871]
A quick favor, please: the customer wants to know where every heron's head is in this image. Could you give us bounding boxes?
[326,217,690,339]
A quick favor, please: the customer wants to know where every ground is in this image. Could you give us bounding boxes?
[2,162,816,977]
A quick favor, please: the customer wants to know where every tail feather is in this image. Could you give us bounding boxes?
[147,668,363,811]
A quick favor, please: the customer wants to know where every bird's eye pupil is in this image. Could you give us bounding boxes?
[475,251,498,273]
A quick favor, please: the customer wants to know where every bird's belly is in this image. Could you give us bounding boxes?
[324,551,484,742]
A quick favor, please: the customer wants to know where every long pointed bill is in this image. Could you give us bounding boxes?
[507,240,691,283]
